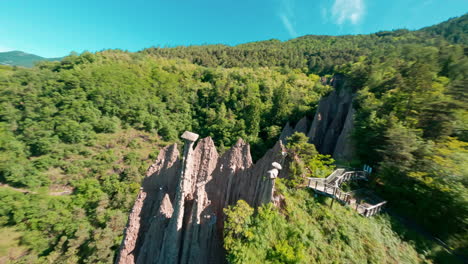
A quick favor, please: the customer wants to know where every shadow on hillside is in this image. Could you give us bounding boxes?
[385,209,466,264]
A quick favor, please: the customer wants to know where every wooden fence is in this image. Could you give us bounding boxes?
[307,169,386,217]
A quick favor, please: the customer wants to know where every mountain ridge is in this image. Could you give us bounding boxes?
[2,14,465,68]
[0,50,61,67]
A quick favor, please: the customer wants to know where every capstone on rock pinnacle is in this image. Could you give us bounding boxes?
[116,132,287,264]
[181,131,199,142]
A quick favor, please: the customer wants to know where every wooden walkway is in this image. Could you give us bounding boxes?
[307,169,386,217]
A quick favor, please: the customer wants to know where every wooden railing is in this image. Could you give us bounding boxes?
[332,171,367,187]
[307,170,367,187]
[307,169,385,217]
[363,201,387,217]
[352,201,387,217]
[307,179,352,203]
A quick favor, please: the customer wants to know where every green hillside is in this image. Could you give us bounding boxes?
[0,14,466,263]
[143,14,467,74]
[0,51,61,68]
[224,181,426,263]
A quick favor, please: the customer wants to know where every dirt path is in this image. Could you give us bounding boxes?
[0,183,73,196]
[0,184,32,194]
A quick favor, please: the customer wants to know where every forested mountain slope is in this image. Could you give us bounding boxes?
[143,14,467,74]
[0,14,466,263]
[0,51,61,68]
[223,180,424,263]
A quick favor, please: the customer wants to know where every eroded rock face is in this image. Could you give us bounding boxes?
[117,77,357,264]
[281,76,355,161]
[116,137,286,264]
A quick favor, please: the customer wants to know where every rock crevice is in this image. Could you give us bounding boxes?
[118,76,356,263]
[117,136,286,264]
[280,76,355,160]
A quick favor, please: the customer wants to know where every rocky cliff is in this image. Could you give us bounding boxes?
[116,136,287,264]
[280,75,355,161]
[117,76,356,263]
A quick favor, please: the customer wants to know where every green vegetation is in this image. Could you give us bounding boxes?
[224,180,424,263]
[286,132,335,187]
[0,14,466,263]
[0,51,61,68]
[347,38,468,256]
[0,50,328,262]
[0,129,160,263]
[0,227,27,261]
[144,15,467,75]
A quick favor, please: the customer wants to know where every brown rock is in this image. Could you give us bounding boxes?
[117,135,286,264]
[116,144,180,264]
[279,75,355,160]
[279,121,294,142]
[118,74,358,263]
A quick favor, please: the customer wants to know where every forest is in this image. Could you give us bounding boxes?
[0,14,466,263]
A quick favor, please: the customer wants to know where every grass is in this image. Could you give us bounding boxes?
[0,227,27,263]
[29,128,166,188]
[225,179,427,263]
[0,128,168,262]
[0,65,14,76]
[386,212,464,263]
[286,180,463,263]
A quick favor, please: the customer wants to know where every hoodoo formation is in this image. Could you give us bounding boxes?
[116,134,288,264]
[1,13,465,263]
[116,83,356,264]
[280,76,355,161]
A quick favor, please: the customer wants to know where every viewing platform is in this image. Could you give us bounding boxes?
[307,169,386,217]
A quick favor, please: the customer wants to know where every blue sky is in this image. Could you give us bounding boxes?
[0,0,466,57]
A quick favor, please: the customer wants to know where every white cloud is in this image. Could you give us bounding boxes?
[278,0,298,38]
[331,0,365,25]
[280,14,298,37]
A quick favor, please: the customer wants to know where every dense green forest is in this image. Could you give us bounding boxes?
[224,180,424,263]
[0,51,61,68]
[0,14,467,263]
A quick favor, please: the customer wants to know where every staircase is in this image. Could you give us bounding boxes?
[307,169,386,217]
